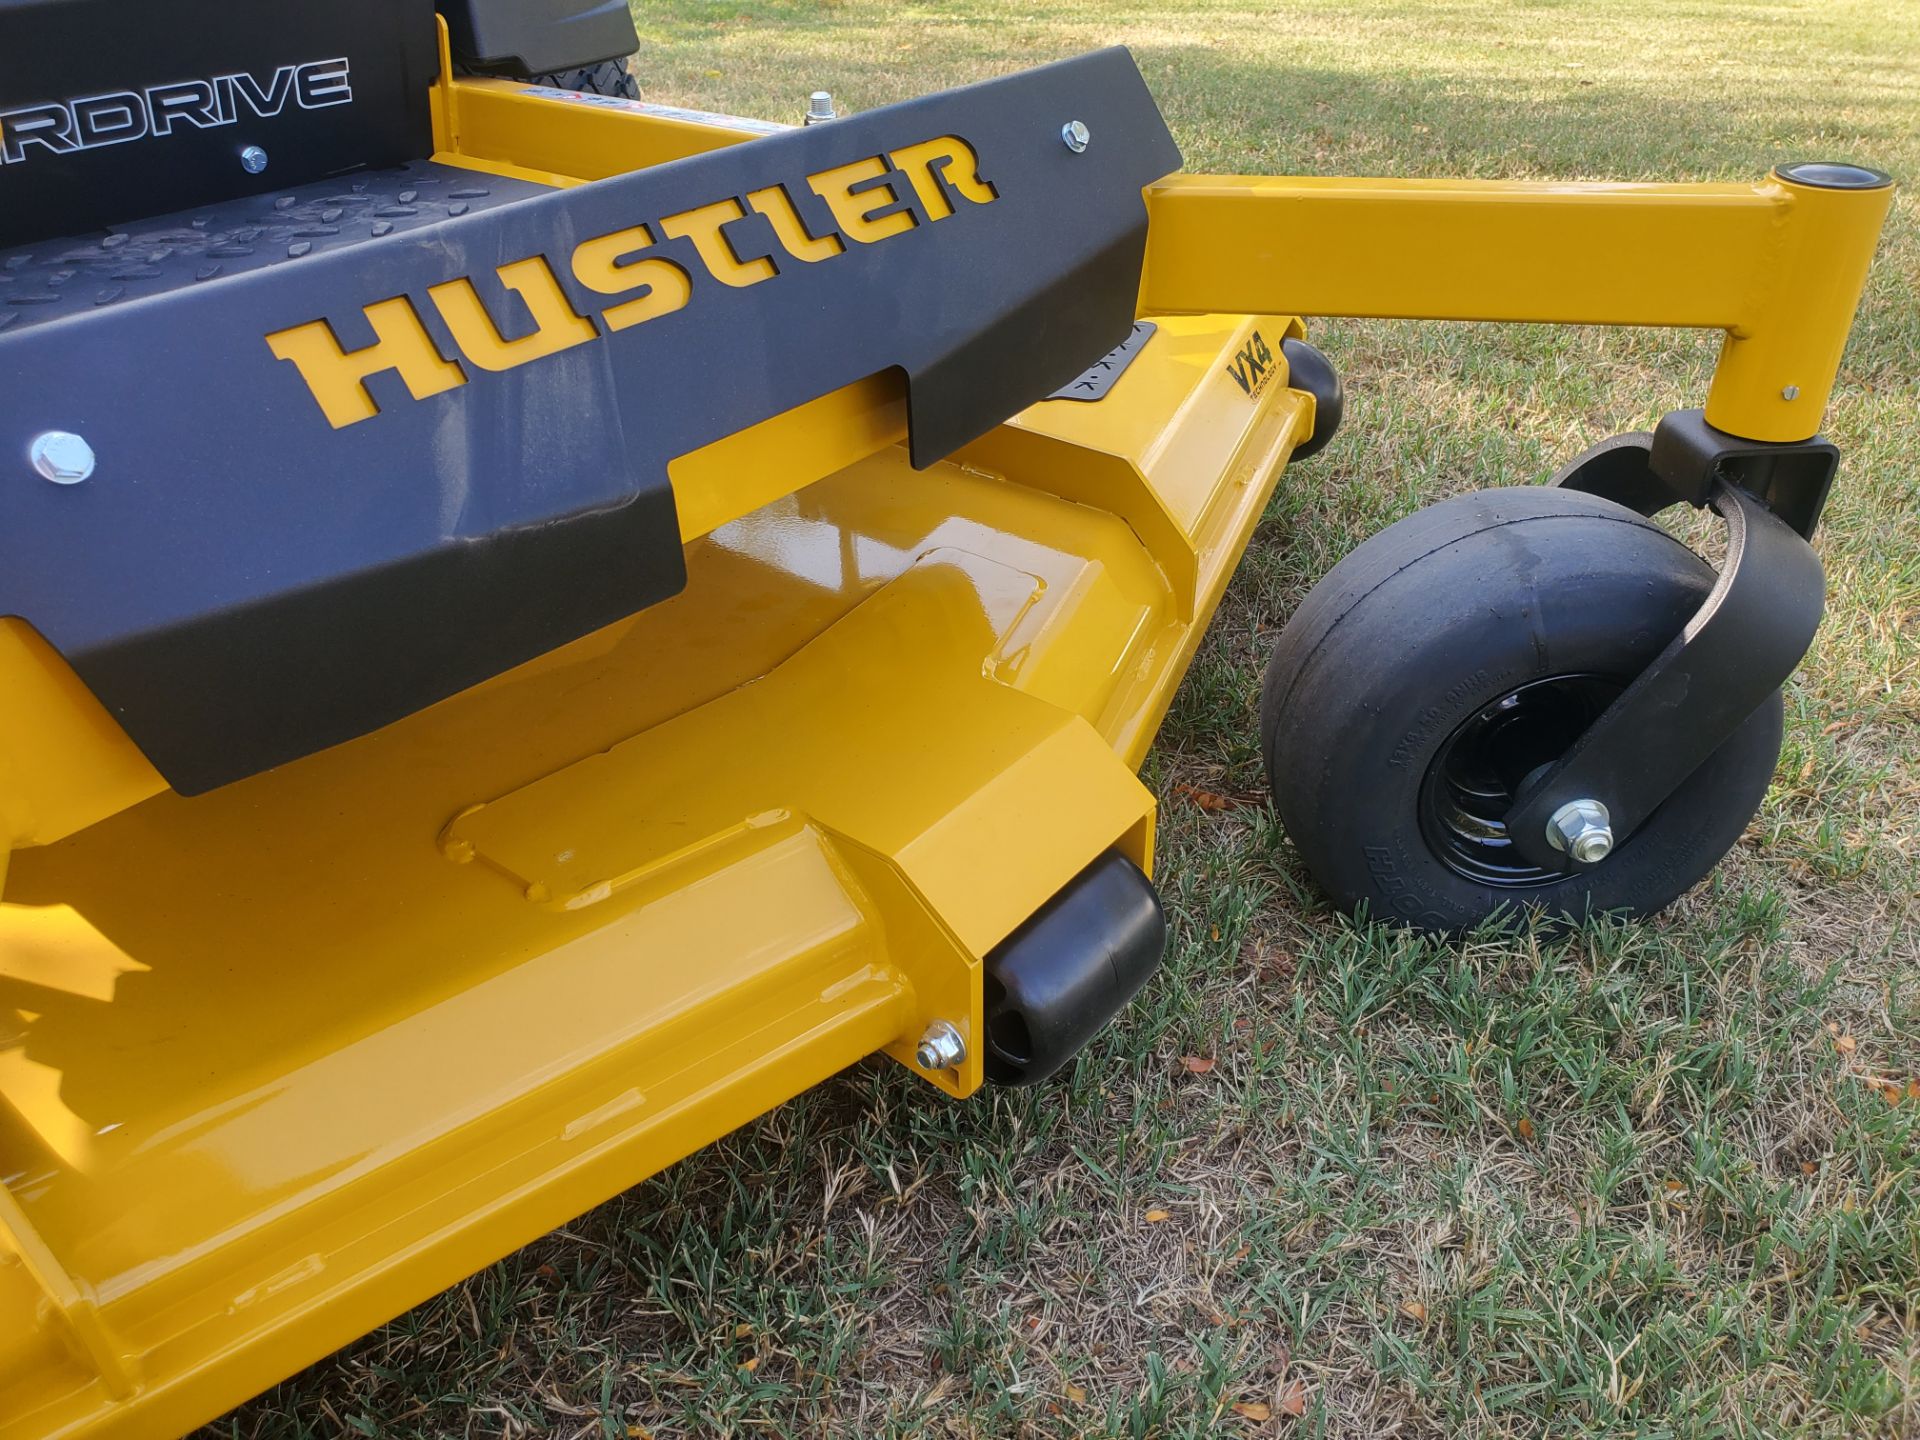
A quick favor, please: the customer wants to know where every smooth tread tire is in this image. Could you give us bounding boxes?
[1261,486,1783,934]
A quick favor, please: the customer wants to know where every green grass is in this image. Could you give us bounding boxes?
[205,2,1918,1435]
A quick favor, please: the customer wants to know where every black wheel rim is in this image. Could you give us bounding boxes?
[1418,674,1625,888]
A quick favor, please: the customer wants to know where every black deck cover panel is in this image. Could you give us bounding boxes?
[0,49,1182,794]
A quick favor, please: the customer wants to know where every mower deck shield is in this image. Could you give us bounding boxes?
[0,48,1180,797]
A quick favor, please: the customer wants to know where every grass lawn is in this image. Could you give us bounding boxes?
[207,2,1918,1435]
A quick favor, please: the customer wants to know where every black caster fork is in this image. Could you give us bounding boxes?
[1261,407,1834,934]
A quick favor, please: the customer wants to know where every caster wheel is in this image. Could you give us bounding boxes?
[1261,486,1782,934]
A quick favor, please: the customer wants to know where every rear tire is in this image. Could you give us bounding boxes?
[1260,487,1782,934]
[530,57,639,99]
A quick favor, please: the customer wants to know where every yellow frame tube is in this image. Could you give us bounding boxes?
[1142,170,1892,443]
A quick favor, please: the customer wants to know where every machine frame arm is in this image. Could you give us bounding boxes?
[1141,166,1892,444]
[438,65,1893,450]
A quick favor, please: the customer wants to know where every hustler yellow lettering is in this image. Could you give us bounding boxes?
[268,134,998,427]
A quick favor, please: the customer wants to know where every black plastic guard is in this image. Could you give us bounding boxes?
[0,49,1182,794]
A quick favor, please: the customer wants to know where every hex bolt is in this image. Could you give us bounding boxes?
[914,1020,967,1071]
[29,431,95,485]
[1061,119,1090,153]
[804,91,836,125]
[240,144,269,174]
[1781,385,1801,400]
[1545,798,1615,865]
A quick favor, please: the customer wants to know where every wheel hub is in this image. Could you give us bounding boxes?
[1417,674,1624,888]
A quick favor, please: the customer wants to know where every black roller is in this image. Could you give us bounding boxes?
[983,851,1166,1085]
[1280,337,1343,462]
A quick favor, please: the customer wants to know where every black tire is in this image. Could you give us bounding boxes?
[1261,486,1782,934]
[530,57,639,100]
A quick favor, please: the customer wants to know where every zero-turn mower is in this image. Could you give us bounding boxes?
[0,2,1893,1435]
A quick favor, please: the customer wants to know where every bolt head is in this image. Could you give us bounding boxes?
[240,144,269,174]
[1061,119,1090,153]
[914,1020,967,1071]
[1545,798,1614,865]
[1781,385,1800,401]
[29,430,95,484]
[805,91,835,124]
[1570,831,1612,864]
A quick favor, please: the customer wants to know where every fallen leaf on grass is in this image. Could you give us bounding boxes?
[1175,783,1234,811]
[1835,1033,1857,1055]
[1233,1401,1272,1421]
[1172,782,1266,812]
[1064,1382,1087,1404]
[1145,1208,1172,1223]
[739,1356,759,1373]
[733,1322,753,1339]
[1277,1378,1309,1416]
[1400,1300,1428,1322]
[1515,1116,1535,1141]
[1181,1055,1216,1074]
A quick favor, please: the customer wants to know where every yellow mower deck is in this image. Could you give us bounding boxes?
[0,292,1310,1434]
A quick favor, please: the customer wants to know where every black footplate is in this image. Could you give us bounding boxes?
[0,0,437,251]
[0,162,550,330]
